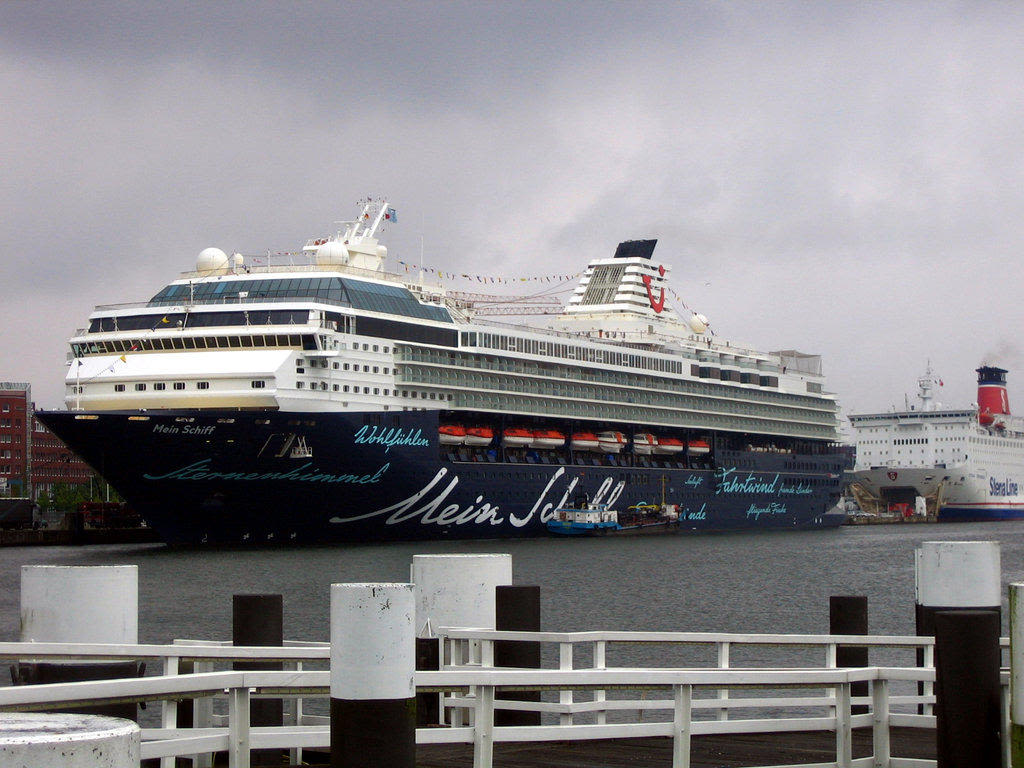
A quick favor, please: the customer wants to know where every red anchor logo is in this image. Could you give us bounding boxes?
[642,265,666,313]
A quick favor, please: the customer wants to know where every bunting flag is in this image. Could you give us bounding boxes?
[394,259,581,284]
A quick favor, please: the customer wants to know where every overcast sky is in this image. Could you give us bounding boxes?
[3,1,1023,426]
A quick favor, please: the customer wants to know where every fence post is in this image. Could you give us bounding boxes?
[872,677,890,768]
[835,681,852,768]
[595,640,607,725]
[473,682,495,768]
[228,684,251,768]
[716,641,730,721]
[672,683,692,768]
[559,642,574,726]
[330,583,416,768]
[1012,583,1024,768]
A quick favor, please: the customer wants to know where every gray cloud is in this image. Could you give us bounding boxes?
[2,1,1023,419]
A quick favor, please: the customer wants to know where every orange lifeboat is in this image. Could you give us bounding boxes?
[464,426,495,447]
[597,431,626,454]
[687,439,711,456]
[439,425,467,446]
[632,433,658,455]
[570,432,600,451]
[533,429,566,449]
[502,427,534,448]
[655,437,685,455]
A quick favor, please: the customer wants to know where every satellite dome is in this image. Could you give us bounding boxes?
[196,247,229,272]
[689,313,708,334]
[232,253,244,267]
[316,241,350,266]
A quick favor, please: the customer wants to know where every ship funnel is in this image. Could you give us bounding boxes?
[977,366,1010,425]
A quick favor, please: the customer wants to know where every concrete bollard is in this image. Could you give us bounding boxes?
[412,554,512,725]
[0,713,139,767]
[233,594,283,767]
[829,595,868,715]
[411,553,513,637]
[934,610,1000,767]
[914,541,1000,715]
[330,583,415,768]
[495,585,542,726]
[15,566,142,721]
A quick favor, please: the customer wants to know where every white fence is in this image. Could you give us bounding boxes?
[0,629,1011,768]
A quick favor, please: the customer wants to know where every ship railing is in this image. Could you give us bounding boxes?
[0,633,1009,768]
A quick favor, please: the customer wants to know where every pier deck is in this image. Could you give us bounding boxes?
[272,728,935,767]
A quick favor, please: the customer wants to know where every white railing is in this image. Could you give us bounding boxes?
[0,631,1010,768]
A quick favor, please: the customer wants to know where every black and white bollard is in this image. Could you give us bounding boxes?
[829,595,868,715]
[330,583,415,768]
[16,566,142,721]
[914,541,1000,716]
[233,594,284,767]
[934,610,1001,767]
[411,554,512,726]
[0,713,140,767]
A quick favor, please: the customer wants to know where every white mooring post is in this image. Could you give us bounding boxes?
[412,554,513,729]
[330,583,416,768]
[411,553,513,639]
[0,713,140,768]
[914,541,1000,716]
[20,565,138,643]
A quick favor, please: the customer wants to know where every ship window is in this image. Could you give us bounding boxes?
[373,345,379,352]
[320,382,328,391]
[135,383,146,391]
[374,388,380,395]
[251,380,266,388]
[343,385,350,392]
[173,382,185,390]
[333,362,339,369]
[333,384,339,391]
[343,364,350,370]
[241,336,254,348]
[363,387,370,394]
[114,384,125,392]
[197,381,210,390]
[296,382,304,389]
[373,366,379,373]
[154,383,166,391]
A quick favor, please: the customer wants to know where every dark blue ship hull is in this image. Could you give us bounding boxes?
[37,409,846,545]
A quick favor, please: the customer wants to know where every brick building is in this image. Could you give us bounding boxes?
[0,382,92,499]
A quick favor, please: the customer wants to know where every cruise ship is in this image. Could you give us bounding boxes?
[39,200,847,544]
[848,365,1024,521]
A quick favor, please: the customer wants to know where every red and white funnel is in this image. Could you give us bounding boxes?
[977,366,1010,426]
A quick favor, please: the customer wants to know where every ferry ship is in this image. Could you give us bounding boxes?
[848,365,1024,521]
[38,200,846,544]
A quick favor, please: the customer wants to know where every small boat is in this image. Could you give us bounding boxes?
[654,437,685,455]
[597,431,626,453]
[439,425,467,446]
[533,429,566,449]
[545,503,619,535]
[502,427,534,448]
[570,432,600,451]
[687,439,711,456]
[633,433,658,455]
[464,426,495,447]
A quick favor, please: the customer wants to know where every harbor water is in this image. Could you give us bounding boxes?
[1,523,1022,648]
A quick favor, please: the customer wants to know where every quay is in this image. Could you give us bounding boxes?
[0,544,1010,768]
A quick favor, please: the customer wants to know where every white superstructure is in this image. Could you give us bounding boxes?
[63,201,839,443]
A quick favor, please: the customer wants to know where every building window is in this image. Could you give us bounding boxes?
[114,384,126,392]
[135,383,147,391]
[197,381,210,390]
